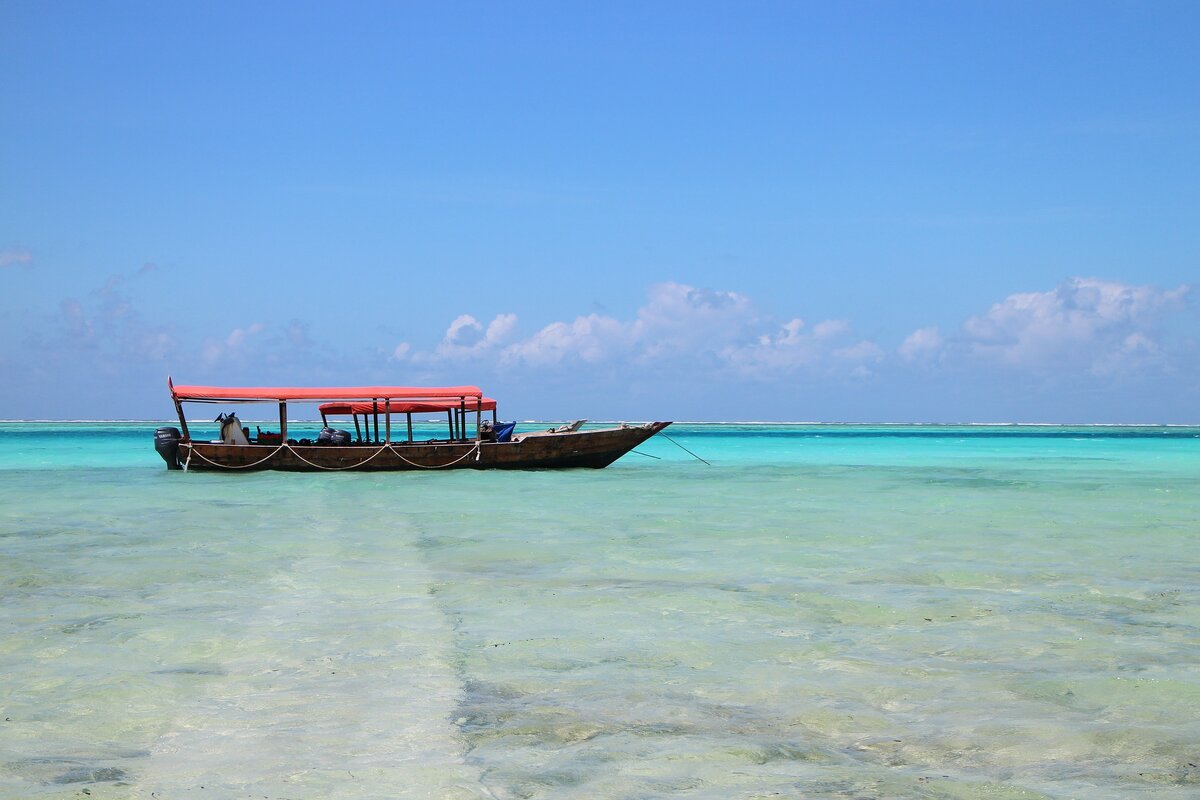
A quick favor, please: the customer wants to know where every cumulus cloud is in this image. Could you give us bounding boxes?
[406,282,884,381]
[961,277,1188,373]
[812,320,849,340]
[631,283,758,360]
[494,283,748,368]
[485,314,519,340]
[379,277,1192,394]
[499,283,768,368]
[445,314,484,347]
[0,247,33,268]
[722,315,881,377]
[899,326,943,362]
[15,268,1192,420]
[201,322,266,365]
[413,312,519,363]
[226,322,266,347]
[501,313,633,366]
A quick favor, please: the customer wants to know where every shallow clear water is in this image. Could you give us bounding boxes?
[1,423,1198,798]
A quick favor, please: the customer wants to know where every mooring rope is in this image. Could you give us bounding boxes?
[284,443,391,471]
[184,441,483,471]
[660,432,711,465]
[388,441,482,470]
[184,443,288,470]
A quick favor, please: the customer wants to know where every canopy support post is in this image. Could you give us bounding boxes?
[406,413,413,443]
[279,401,288,440]
[174,399,190,440]
[384,400,391,443]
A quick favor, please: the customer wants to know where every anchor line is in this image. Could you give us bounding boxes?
[659,432,710,466]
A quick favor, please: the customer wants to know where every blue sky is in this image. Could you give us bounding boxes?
[2,1,1197,421]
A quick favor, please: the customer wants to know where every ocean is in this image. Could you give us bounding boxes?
[1,422,1198,799]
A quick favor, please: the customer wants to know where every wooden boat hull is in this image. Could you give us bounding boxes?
[173,422,671,472]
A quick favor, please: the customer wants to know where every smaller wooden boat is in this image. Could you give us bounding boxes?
[154,378,670,472]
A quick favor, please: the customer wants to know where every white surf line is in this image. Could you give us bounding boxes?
[138,543,492,799]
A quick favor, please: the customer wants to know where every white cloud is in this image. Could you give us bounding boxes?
[390,277,1191,390]
[486,313,518,342]
[498,283,756,367]
[899,326,943,362]
[961,277,1188,371]
[415,312,520,363]
[501,313,632,366]
[411,282,886,381]
[202,323,266,365]
[1090,331,1166,377]
[445,314,483,347]
[834,340,885,362]
[1121,331,1157,353]
[772,318,805,344]
[812,319,849,340]
[140,331,174,361]
[225,323,265,348]
[723,315,880,376]
[0,247,32,268]
[631,282,758,360]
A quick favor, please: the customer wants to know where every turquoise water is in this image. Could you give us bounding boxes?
[1,423,1198,799]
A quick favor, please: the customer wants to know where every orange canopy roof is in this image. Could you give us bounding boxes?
[170,380,483,403]
[319,398,496,415]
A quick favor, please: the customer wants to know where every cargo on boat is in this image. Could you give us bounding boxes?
[154,378,670,472]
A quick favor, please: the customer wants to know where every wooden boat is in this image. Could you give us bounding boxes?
[154,378,671,472]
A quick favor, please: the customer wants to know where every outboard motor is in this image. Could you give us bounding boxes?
[154,426,182,470]
[317,427,352,445]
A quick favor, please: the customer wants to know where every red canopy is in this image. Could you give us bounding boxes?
[319,398,496,415]
[170,381,484,403]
